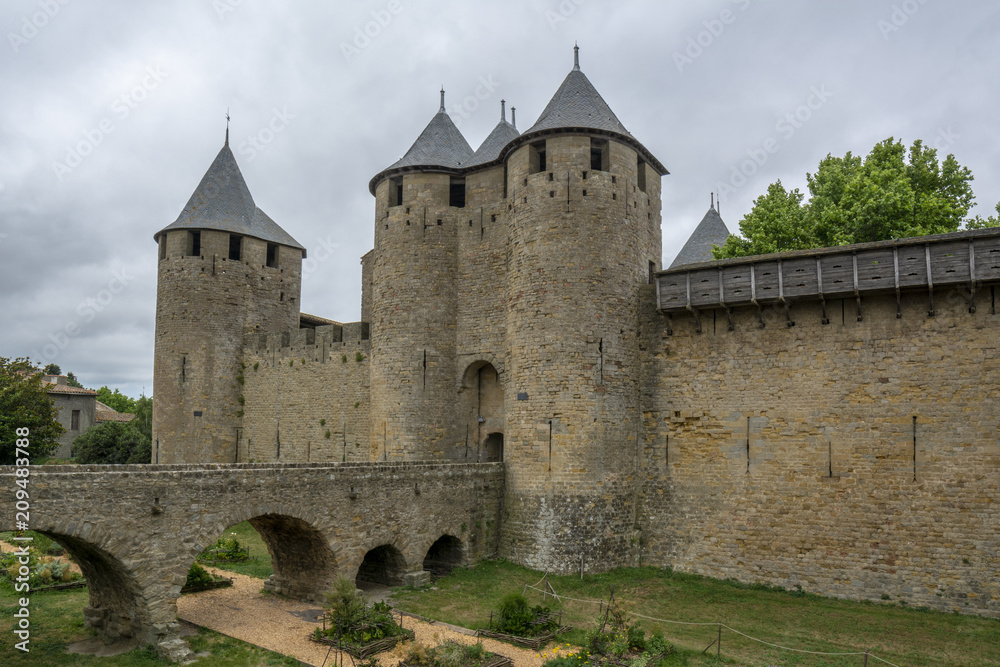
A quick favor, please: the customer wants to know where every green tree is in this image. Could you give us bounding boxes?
[64,372,84,389]
[72,421,149,464]
[966,202,1000,230]
[133,395,152,443]
[96,386,137,414]
[42,363,61,375]
[714,138,988,259]
[0,357,63,464]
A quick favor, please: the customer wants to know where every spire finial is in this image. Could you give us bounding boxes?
[439,87,445,113]
[225,108,230,146]
[511,106,516,129]
[573,42,580,71]
[500,99,506,121]
[711,192,714,210]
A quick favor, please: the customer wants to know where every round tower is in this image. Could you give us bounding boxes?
[499,47,667,573]
[367,91,472,460]
[152,136,305,464]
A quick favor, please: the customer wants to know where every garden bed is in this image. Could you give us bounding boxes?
[476,628,557,650]
[399,654,511,667]
[35,580,87,592]
[309,626,415,659]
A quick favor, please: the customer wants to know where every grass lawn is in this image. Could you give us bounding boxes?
[391,561,1000,667]
[0,587,298,666]
[198,521,273,580]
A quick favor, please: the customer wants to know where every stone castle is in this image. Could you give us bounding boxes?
[151,48,999,616]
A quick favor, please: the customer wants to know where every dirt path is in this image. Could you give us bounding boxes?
[178,568,568,666]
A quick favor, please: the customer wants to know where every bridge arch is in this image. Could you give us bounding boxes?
[25,524,169,649]
[422,533,466,575]
[189,505,339,602]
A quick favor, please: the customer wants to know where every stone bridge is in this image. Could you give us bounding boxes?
[0,461,504,660]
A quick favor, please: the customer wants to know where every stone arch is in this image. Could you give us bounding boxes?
[34,530,150,643]
[458,359,505,461]
[422,534,466,575]
[483,432,504,462]
[355,543,409,586]
[191,507,338,603]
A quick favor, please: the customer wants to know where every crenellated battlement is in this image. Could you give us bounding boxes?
[244,322,370,356]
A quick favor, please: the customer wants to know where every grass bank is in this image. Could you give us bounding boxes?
[391,560,999,667]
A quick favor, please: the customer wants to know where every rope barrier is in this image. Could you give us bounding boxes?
[721,624,865,656]
[523,582,905,665]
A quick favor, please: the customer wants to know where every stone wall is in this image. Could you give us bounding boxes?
[637,288,1000,617]
[242,324,372,462]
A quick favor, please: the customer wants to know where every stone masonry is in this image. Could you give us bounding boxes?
[0,462,503,659]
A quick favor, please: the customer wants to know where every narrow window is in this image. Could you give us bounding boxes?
[228,234,242,261]
[71,410,80,430]
[637,157,647,192]
[266,243,278,268]
[449,177,466,208]
[648,260,656,284]
[591,138,609,171]
[390,176,403,206]
[188,231,201,257]
[158,236,166,261]
[280,291,285,302]
[529,141,546,174]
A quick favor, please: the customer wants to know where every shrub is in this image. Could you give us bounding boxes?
[185,562,216,588]
[321,577,405,645]
[493,592,558,637]
[403,640,495,667]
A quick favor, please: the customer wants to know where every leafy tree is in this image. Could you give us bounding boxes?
[133,395,152,443]
[0,357,63,464]
[96,386,137,414]
[72,421,149,464]
[42,363,61,375]
[64,372,84,389]
[714,138,989,259]
[966,202,1000,230]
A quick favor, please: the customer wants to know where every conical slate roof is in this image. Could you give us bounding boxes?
[155,141,305,252]
[524,61,633,138]
[468,103,520,167]
[507,47,667,175]
[369,91,474,194]
[669,205,731,268]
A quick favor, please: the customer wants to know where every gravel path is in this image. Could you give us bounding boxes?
[177,567,569,666]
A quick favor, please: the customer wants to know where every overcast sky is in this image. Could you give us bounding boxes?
[1,0,997,399]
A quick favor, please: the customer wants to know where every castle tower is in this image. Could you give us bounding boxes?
[499,47,667,572]
[152,136,305,463]
[368,91,473,460]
